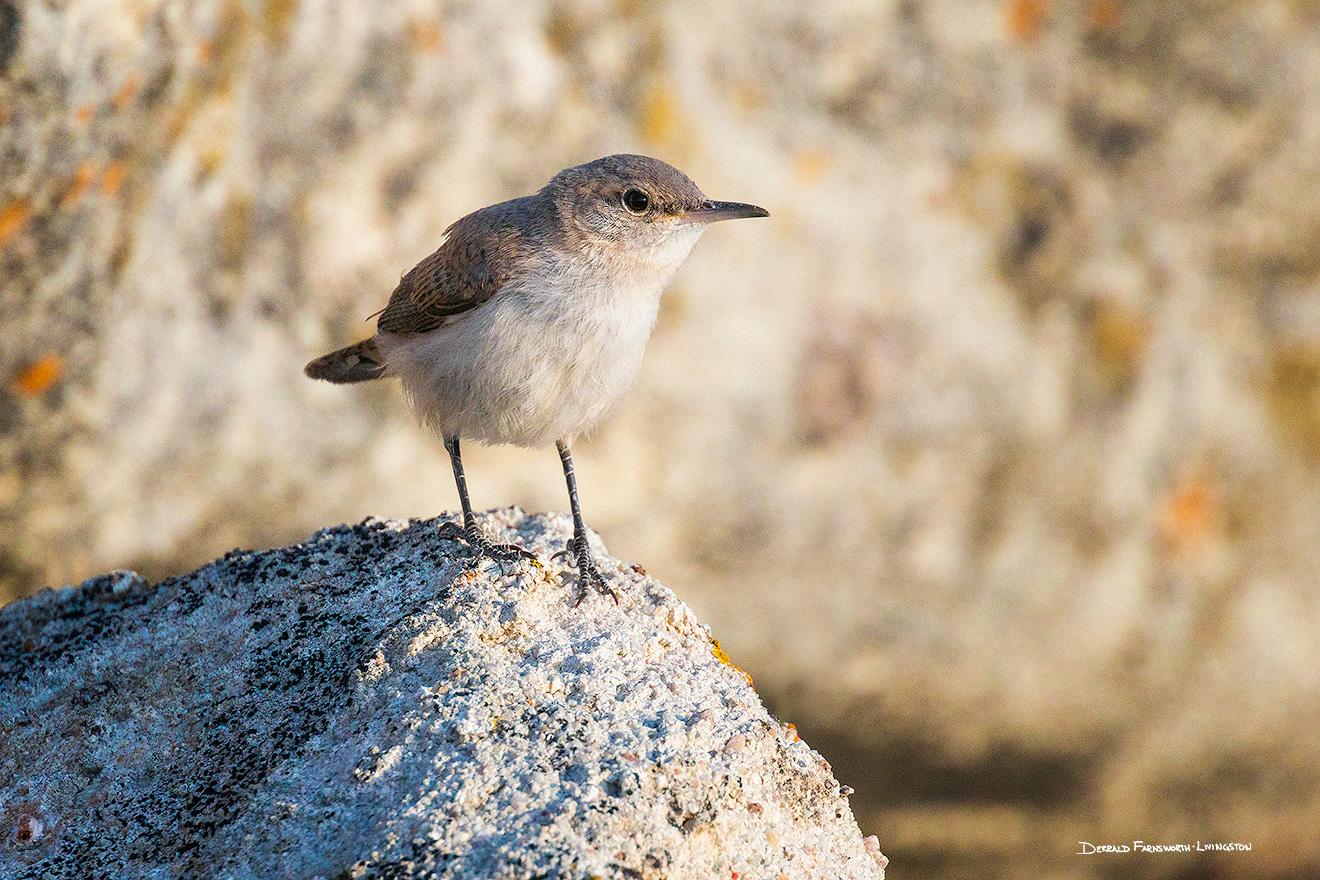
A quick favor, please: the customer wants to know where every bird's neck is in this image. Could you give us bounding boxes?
[565,227,705,298]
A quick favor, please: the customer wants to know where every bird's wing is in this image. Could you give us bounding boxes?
[375,211,525,336]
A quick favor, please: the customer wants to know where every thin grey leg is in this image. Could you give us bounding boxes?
[441,434,536,565]
[444,435,478,532]
[557,439,616,602]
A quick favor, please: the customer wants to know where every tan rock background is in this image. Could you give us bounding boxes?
[3,0,1318,877]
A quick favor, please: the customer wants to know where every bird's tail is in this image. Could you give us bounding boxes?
[304,338,387,383]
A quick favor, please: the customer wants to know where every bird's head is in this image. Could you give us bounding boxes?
[545,154,768,274]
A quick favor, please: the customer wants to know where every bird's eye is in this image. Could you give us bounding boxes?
[622,189,650,214]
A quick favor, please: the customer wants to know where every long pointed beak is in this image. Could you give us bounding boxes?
[682,200,770,224]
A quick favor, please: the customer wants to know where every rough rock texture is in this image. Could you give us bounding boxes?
[4,1,1320,878]
[0,510,885,879]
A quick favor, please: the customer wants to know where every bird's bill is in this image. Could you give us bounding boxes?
[681,200,770,224]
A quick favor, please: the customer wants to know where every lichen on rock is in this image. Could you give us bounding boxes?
[0,509,884,879]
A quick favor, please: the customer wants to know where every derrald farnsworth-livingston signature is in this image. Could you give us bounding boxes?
[1078,841,1252,854]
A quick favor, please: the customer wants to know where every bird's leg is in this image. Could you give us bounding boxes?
[442,435,537,565]
[556,439,617,603]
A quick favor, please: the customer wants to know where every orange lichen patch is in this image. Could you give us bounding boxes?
[1006,0,1048,41]
[10,355,65,398]
[1087,0,1121,33]
[1269,344,1320,460]
[0,198,31,249]
[711,638,753,687]
[262,0,299,43]
[1090,299,1149,392]
[114,75,140,111]
[165,96,200,147]
[409,18,445,53]
[200,145,228,177]
[74,103,95,124]
[217,192,252,269]
[639,83,678,145]
[793,147,832,185]
[1159,469,1224,554]
[711,637,732,665]
[732,79,767,114]
[59,161,99,209]
[784,722,799,741]
[101,161,127,196]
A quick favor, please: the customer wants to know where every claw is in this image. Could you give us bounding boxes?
[473,535,539,564]
[438,521,469,542]
[440,521,541,570]
[567,535,619,605]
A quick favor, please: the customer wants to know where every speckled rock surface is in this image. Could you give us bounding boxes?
[0,509,884,879]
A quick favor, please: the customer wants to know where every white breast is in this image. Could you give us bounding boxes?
[379,225,705,448]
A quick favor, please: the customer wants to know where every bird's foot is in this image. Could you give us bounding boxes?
[439,520,540,568]
[556,534,619,605]
[474,534,540,565]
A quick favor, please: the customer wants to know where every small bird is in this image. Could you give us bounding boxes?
[306,154,768,598]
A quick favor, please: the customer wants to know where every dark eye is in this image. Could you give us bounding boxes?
[622,189,650,213]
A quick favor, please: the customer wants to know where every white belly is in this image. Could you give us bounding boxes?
[378,270,663,447]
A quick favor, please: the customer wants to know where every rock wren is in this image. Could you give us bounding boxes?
[305,154,767,598]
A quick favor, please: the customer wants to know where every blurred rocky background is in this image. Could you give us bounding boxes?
[3,0,1318,877]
